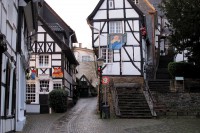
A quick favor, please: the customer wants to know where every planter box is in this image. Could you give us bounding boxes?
[26,104,40,113]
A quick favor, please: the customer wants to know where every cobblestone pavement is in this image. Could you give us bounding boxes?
[18,97,200,133]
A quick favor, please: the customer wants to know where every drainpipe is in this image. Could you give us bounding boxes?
[69,33,75,49]
[15,5,23,131]
[144,0,157,74]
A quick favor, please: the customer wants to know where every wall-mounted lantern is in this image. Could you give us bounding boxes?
[0,34,7,53]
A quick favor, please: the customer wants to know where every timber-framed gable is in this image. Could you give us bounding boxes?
[87,0,146,76]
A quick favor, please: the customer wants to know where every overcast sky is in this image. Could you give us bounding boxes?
[45,0,99,49]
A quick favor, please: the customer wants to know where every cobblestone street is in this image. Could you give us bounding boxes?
[18,97,200,133]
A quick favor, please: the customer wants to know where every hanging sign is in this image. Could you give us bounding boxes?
[102,76,110,84]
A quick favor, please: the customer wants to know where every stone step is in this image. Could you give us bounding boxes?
[119,106,150,110]
[120,108,150,113]
[119,115,152,119]
[118,97,146,101]
[115,85,152,119]
[118,101,149,105]
[118,94,144,97]
[148,80,170,88]
[120,111,152,115]
[118,97,146,99]
[156,74,171,79]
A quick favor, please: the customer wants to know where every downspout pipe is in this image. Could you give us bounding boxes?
[17,7,23,54]
[144,0,157,67]
[15,6,23,131]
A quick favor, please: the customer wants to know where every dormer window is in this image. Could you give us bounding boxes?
[109,0,114,9]
[133,0,139,4]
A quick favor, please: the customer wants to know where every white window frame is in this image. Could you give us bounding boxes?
[101,48,113,64]
[39,55,49,67]
[109,21,123,33]
[40,80,49,92]
[26,83,36,103]
[53,82,62,89]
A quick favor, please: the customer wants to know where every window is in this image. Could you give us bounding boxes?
[53,83,62,89]
[109,21,122,33]
[133,0,139,4]
[5,61,11,116]
[66,60,71,74]
[39,55,49,67]
[101,48,113,63]
[26,83,36,103]
[82,56,90,62]
[109,0,114,9]
[40,80,49,92]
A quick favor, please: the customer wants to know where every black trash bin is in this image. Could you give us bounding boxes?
[101,105,110,119]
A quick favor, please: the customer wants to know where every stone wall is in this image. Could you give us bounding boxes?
[152,92,200,117]
[111,76,144,84]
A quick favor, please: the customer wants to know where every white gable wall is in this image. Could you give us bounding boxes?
[125,0,132,8]
[126,9,139,18]
[94,10,107,19]
[100,1,107,9]
[109,10,124,18]
[90,0,144,76]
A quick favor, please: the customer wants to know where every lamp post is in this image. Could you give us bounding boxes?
[97,57,104,118]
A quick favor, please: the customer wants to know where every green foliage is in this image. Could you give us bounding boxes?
[49,89,68,113]
[168,62,200,78]
[159,0,200,67]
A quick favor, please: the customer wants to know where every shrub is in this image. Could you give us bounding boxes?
[49,89,68,113]
[168,62,199,78]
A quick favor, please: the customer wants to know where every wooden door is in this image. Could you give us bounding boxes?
[39,94,49,114]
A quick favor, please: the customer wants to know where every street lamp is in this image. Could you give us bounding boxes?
[97,57,104,118]
[97,57,104,67]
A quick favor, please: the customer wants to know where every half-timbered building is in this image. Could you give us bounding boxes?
[0,0,39,132]
[87,0,148,77]
[73,43,98,97]
[26,1,78,114]
[87,0,154,118]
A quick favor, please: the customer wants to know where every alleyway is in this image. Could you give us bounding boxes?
[18,97,200,133]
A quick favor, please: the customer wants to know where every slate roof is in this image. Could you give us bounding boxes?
[132,0,169,44]
[38,3,79,65]
[40,1,78,43]
[148,0,164,16]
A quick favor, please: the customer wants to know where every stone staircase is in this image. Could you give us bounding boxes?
[156,56,173,79]
[148,80,170,92]
[147,55,173,115]
[116,88,152,118]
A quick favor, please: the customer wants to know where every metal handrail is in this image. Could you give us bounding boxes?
[154,42,161,79]
[144,80,157,116]
[113,87,120,116]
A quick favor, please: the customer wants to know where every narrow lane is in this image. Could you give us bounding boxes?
[47,97,97,133]
[19,97,200,133]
